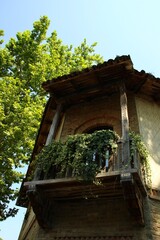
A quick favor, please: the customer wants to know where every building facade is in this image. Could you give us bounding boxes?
[17,55,160,240]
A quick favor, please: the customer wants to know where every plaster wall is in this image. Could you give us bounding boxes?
[18,208,39,240]
[135,97,160,188]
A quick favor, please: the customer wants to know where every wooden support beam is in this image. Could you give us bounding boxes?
[45,103,63,145]
[119,83,130,169]
[26,185,52,229]
[121,175,145,225]
[119,85,145,224]
[33,104,63,180]
[57,77,121,104]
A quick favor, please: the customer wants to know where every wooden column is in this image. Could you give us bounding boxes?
[30,104,63,226]
[119,83,130,169]
[33,103,63,180]
[120,83,145,225]
[45,103,63,145]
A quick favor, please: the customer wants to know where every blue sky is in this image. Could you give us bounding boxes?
[1,0,160,239]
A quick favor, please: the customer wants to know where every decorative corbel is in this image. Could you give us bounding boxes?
[26,185,52,228]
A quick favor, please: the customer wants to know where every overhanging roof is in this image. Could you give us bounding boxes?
[17,55,160,207]
[43,55,160,105]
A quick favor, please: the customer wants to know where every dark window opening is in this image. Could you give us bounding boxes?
[84,125,113,134]
[84,125,114,172]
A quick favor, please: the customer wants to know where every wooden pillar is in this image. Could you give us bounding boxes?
[119,83,130,169]
[33,103,63,180]
[45,103,63,145]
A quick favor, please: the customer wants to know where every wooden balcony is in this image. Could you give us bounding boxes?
[24,139,147,228]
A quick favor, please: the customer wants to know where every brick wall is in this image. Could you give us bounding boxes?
[34,197,156,240]
[149,199,160,239]
[60,92,138,141]
[19,194,160,240]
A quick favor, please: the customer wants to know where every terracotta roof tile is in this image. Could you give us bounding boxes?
[42,55,132,88]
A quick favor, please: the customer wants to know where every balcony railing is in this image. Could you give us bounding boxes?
[24,131,148,228]
[34,130,148,188]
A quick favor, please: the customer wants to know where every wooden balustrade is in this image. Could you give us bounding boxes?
[24,140,147,228]
[36,141,146,189]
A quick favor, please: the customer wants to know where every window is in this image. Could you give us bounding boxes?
[84,125,114,172]
[84,125,113,134]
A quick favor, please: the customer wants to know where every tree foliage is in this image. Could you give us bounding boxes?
[0,16,103,220]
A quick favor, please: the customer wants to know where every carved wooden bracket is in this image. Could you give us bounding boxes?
[27,185,52,228]
[121,173,145,225]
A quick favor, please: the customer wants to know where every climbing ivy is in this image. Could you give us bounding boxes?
[129,131,151,188]
[36,130,119,182]
[35,130,151,187]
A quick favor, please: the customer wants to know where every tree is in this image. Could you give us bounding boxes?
[0,16,103,220]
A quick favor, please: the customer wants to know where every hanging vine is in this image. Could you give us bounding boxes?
[36,130,119,182]
[35,130,151,187]
[129,131,152,188]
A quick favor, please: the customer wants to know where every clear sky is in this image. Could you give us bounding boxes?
[1,0,160,239]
